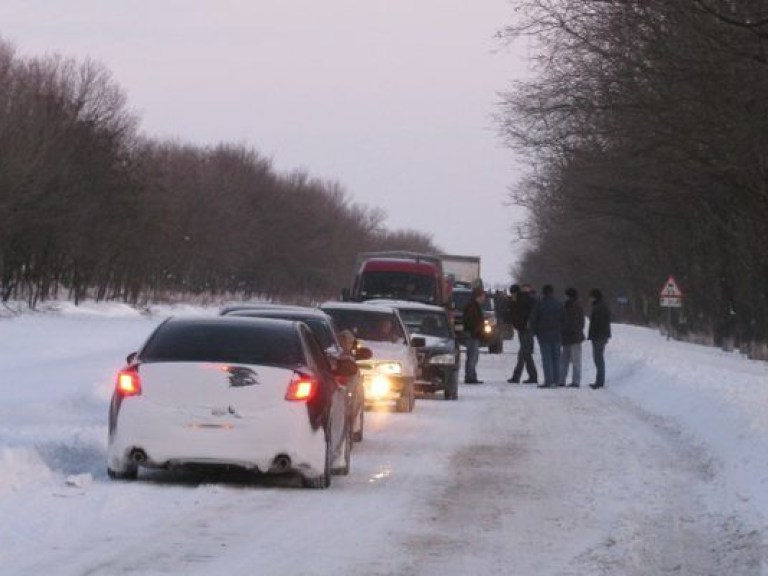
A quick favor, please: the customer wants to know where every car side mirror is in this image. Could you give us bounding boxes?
[334,357,358,378]
[354,346,373,361]
[410,336,426,348]
[126,351,138,365]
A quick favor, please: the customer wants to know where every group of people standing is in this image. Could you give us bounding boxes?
[463,283,611,389]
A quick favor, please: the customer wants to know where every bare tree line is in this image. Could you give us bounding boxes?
[498,0,768,357]
[0,38,437,307]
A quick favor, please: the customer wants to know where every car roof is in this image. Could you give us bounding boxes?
[165,315,299,327]
[320,301,398,314]
[225,307,330,320]
[219,302,309,315]
[363,299,447,313]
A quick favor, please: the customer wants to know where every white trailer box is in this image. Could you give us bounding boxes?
[440,255,481,287]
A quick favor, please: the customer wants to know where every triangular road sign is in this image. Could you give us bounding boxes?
[660,276,683,298]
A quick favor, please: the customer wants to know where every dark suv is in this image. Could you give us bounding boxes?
[450,287,503,354]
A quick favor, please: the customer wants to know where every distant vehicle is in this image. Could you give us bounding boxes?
[320,302,424,412]
[450,287,503,354]
[344,251,451,307]
[440,254,481,288]
[222,305,369,443]
[107,316,355,488]
[366,300,460,400]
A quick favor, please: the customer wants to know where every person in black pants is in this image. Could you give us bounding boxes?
[463,287,486,384]
[587,288,612,389]
[507,284,539,384]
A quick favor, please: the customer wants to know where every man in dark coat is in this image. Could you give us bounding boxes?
[506,284,538,384]
[529,284,565,388]
[587,288,612,389]
[462,287,486,384]
[559,287,585,387]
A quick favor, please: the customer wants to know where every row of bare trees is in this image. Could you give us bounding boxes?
[0,39,437,307]
[498,1,768,356]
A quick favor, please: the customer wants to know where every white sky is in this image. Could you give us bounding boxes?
[0,0,530,285]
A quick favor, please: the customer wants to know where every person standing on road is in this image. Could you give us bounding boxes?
[559,287,585,387]
[462,286,486,384]
[507,284,538,384]
[588,288,612,389]
[529,284,565,388]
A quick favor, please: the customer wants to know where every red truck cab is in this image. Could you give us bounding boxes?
[346,252,451,307]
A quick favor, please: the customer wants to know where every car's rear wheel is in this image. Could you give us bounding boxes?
[301,430,331,489]
[107,464,138,481]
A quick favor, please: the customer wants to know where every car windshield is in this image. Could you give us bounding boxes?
[452,291,493,312]
[359,272,437,304]
[398,309,452,338]
[140,322,305,366]
[323,309,406,344]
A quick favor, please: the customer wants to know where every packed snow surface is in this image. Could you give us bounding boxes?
[1,303,768,575]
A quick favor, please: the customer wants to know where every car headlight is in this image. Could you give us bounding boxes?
[376,362,402,375]
[367,375,391,398]
[483,321,493,334]
[429,354,456,366]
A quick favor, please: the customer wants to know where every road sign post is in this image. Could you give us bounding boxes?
[659,276,683,341]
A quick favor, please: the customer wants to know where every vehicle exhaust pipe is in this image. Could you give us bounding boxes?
[270,454,291,473]
[129,448,147,464]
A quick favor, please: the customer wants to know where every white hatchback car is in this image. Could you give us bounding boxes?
[320,302,423,412]
[107,316,355,488]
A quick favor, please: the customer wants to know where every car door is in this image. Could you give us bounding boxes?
[300,325,347,464]
[393,310,419,379]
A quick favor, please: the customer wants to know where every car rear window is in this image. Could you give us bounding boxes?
[140,321,305,366]
[230,312,336,349]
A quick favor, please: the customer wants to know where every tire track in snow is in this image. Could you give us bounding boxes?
[394,357,765,576]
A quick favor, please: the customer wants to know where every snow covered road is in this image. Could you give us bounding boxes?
[2,305,767,575]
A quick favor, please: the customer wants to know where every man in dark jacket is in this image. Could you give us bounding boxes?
[559,287,585,387]
[587,288,612,389]
[462,287,486,384]
[506,284,538,384]
[529,284,565,388]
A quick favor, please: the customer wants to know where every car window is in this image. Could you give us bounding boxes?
[398,309,452,338]
[140,322,305,366]
[302,325,332,372]
[229,311,338,349]
[452,291,493,312]
[301,318,338,350]
[323,309,406,344]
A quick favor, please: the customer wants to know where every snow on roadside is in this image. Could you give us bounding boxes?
[609,324,768,522]
[1,303,768,574]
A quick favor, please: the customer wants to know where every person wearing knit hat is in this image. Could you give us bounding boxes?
[559,287,585,387]
[529,284,565,388]
[462,286,486,384]
[506,283,539,384]
[587,288,612,389]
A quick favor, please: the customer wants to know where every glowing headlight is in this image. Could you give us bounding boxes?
[429,354,456,366]
[368,375,391,398]
[483,322,493,334]
[376,362,402,375]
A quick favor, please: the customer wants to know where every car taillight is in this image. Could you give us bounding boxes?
[117,368,142,397]
[285,373,318,401]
